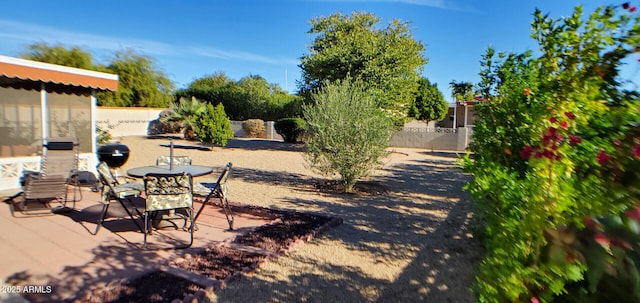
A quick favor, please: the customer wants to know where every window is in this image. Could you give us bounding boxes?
[47,92,92,153]
[0,87,42,157]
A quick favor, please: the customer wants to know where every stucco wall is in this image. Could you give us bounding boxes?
[389,127,472,151]
[97,107,284,140]
[96,107,166,138]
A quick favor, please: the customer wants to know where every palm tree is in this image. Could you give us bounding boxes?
[162,96,206,139]
[449,81,474,102]
[449,81,475,128]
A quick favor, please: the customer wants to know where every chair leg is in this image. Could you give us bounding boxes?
[221,196,234,231]
[193,192,212,223]
[62,183,77,210]
[186,207,194,248]
[94,203,109,235]
[9,200,16,217]
[6,192,22,218]
[144,212,149,249]
[62,178,79,208]
[117,197,144,233]
[176,208,194,249]
[191,192,214,232]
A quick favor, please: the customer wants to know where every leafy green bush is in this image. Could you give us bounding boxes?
[192,103,233,147]
[464,5,640,302]
[303,77,392,192]
[176,73,301,121]
[274,118,307,143]
[162,97,206,139]
[242,119,265,138]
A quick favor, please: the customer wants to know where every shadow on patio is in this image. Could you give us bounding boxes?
[0,187,275,302]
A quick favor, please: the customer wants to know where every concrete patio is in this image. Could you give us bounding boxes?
[0,185,276,302]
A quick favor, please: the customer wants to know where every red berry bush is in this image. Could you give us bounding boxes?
[465,4,640,302]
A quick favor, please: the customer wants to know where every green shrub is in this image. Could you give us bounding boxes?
[303,77,392,192]
[274,118,307,143]
[464,5,640,302]
[241,119,265,138]
[192,103,233,147]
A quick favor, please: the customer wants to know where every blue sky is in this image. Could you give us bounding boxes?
[1,0,636,100]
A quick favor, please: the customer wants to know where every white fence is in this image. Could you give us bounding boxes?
[96,107,471,150]
[97,107,165,138]
[389,127,472,151]
[97,107,284,140]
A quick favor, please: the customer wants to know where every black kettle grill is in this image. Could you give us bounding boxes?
[97,143,130,168]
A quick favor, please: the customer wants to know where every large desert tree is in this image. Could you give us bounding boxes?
[299,11,427,124]
[20,43,174,108]
[101,49,174,107]
[20,43,96,70]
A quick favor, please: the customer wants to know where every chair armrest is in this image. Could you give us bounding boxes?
[118,175,139,184]
[20,170,43,187]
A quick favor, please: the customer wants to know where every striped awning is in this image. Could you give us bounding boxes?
[0,55,118,91]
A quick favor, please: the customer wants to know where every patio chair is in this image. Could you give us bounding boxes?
[10,137,79,216]
[10,175,69,216]
[193,162,234,230]
[143,172,194,249]
[156,155,192,166]
[94,161,144,235]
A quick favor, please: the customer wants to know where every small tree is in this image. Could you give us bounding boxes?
[192,103,233,147]
[303,78,391,192]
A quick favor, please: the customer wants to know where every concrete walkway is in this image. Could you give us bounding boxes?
[0,186,275,302]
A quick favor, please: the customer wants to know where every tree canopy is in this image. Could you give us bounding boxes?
[408,78,448,122]
[99,49,174,107]
[448,80,475,102]
[176,73,302,121]
[19,43,174,108]
[299,11,427,123]
[21,43,96,70]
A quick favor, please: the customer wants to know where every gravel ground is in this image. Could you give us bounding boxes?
[118,135,483,303]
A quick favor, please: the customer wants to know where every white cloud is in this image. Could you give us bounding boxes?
[0,19,175,56]
[0,19,296,66]
[189,46,299,66]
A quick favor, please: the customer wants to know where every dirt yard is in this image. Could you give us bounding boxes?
[115,135,483,303]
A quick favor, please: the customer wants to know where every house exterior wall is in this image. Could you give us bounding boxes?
[0,88,97,190]
[0,56,118,191]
